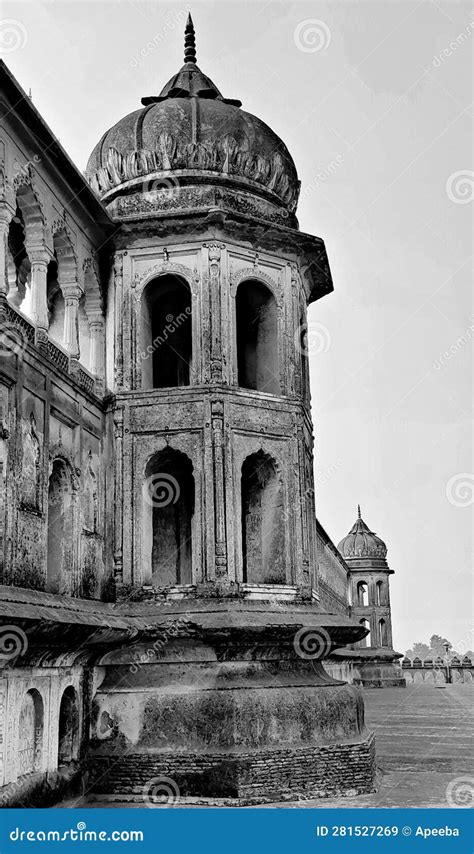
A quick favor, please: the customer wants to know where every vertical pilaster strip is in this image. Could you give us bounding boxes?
[113,253,124,390]
[204,243,224,383]
[121,252,132,390]
[113,411,123,585]
[211,398,227,578]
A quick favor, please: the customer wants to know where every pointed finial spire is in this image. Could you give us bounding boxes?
[357,504,361,519]
[184,13,197,65]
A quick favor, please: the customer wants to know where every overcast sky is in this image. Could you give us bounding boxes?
[2,0,472,654]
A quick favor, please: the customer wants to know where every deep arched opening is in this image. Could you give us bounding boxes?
[241,451,285,584]
[357,581,369,607]
[236,280,280,394]
[376,579,385,606]
[359,618,371,649]
[141,275,192,389]
[7,207,30,311]
[58,686,80,765]
[144,448,194,586]
[18,689,43,777]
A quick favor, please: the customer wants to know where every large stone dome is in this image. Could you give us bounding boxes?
[85,15,300,223]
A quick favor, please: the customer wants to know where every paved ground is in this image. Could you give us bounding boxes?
[62,683,473,809]
[281,682,474,808]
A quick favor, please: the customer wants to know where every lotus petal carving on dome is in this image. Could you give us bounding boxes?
[88,130,298,210]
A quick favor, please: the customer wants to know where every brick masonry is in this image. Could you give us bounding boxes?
[88,733,376,802]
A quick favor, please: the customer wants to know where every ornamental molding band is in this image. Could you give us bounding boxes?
[109,185,293,227]
[87,135,299,211]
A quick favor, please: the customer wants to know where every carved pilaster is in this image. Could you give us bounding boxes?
[204,243,225,382]
[113,412,123,583]
[211,399,227,578]
[113,254,124,389]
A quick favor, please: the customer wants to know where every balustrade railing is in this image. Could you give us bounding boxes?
[1,299,99,396]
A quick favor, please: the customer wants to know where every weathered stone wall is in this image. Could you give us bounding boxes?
[0,346,107,597]
[316,521,350,614]
[0,664,84,792]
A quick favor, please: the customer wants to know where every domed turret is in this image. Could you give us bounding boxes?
[337,505,388,561]
[86,15,300,224]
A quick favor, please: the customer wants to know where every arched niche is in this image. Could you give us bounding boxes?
[379,618,388,647]
[143,448,194,586]
[359,618,371,648]
[140,274,192,389]
[236,279,280,395]
[376,579,386,606]
[241,450,285,584]
[47,458,74,594]
[18,689,44,777]
[58,686,80,765]
[357,580,369,607]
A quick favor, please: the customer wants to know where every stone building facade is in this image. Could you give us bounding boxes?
[0,18,400,805]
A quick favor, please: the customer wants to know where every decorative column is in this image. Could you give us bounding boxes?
[61,282,81,358]
[28,247,52,344]
[88,312,105,378]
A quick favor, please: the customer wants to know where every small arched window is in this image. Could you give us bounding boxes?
[236,280,280,395]
[379,618,388,647]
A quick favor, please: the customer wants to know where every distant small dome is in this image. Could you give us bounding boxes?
[337,506,387,560]
[85,15,299,220]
